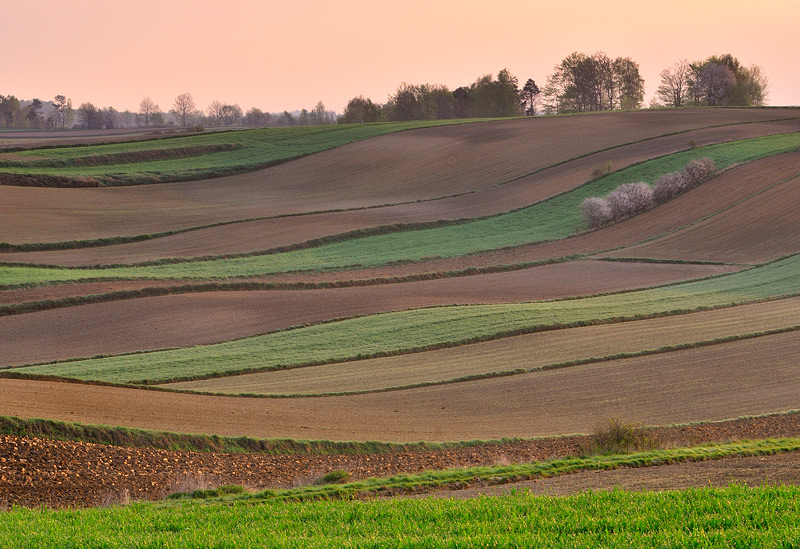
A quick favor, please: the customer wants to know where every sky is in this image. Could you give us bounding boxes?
[3,0,798,113]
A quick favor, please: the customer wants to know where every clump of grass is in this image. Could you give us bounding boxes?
[585,418,661,455]
[316,470,352,485]
[167,484,246,500]
[689,139,698,149]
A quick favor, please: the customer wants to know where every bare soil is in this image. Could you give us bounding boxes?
[0,260,736,367]
[602,173,800,263]
[2,109,798,245]
[1,413,799,509]
[0,332,797,443]
[2,117,798,262]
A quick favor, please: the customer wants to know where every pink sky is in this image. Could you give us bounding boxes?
[4,0,798,113]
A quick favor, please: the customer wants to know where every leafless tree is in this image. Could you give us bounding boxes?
[656,60,691,107]
[138,97,158,127]
[172,93,196,127]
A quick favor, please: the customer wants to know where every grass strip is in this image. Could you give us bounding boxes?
[8,254,799,384]
[218,438,800,502]
[3,482,800,546]
[2,132,798,284]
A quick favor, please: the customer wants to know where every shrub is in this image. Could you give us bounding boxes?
[688,139,698,149]
[605,182,653,221]
[652,171,688,204]
[581,197,613,229]
[316,470,351,485]
[585,418,661,455]
[591,160,613,179]
[681,157,715,189]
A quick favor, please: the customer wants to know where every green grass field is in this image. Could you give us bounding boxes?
[2,439,799,548]
[10,254,799,384]
[2,132,799,287]
[0,120,484,185]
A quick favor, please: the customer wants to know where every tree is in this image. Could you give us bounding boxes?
[310,101,334,125]
[26,98,43,128]
[656,60,690,107]
[77,103,103,129]
[614,57,645,110]
[138,97,158,127]
[340,96,382,124]
[697,62,736,106]
[686,54,768,107]
[520,79,540,115]
[0,95,22,128]
[206,100,225,125]
[53,95,74,129]
[172,93,196,127]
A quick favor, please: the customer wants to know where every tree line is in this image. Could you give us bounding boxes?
[0,52,770,131]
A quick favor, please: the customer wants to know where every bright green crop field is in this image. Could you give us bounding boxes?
[2,132,799,286]
[0,120,484,185]
[11,254,799,384]
[1,484,798,547]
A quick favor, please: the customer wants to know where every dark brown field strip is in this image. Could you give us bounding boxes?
[0,331,797,442]
[0,261,736,367]
[601,174,800,264]
[2,109,798,245]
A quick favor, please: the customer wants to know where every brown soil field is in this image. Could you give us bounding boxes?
[427,452,800,500]
[167,296,800,395]
[79,149,793,288]
[602,174,800,264]
[2,109,798,245]
[3,413,799,509]
[0,260,736,367]
[1,331,797,442]
[4,117,799,262]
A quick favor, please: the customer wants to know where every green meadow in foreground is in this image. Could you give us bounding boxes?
[0,120,482,185]
[1,484,798,547]
[12,254,799,383]
[1,132,798,287]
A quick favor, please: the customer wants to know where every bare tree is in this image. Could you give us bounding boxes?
[172,93,196,127]
[138,97,158,127]
[656,60,690,107]
[206,100,225,126]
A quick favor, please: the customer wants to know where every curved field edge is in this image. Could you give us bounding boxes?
[2,132,799,285]
[163,324,800,397]
[0,119,493,186]
[3,114,796,252]
[3,449,800,549]
[7,254,799,384]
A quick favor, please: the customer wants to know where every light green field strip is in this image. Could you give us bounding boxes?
[2,442,800,547]
[165,297,800,395]
[10,254,800,384]
[2,132,799,287]
[0,120,482,183]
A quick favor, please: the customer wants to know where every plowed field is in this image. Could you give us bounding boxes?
[2,331,797,442]
[0,260,736,367]
[2,109,798,245]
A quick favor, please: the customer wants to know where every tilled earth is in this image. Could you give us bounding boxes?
[1,413,799,509]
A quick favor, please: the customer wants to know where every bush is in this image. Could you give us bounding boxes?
[605,182,653,222]
[585,418,660,455]
[652,171,688,204]
[591,160,613,179]
[681,158,715,189]
[581,197,613,229]
[316,470,351,485]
